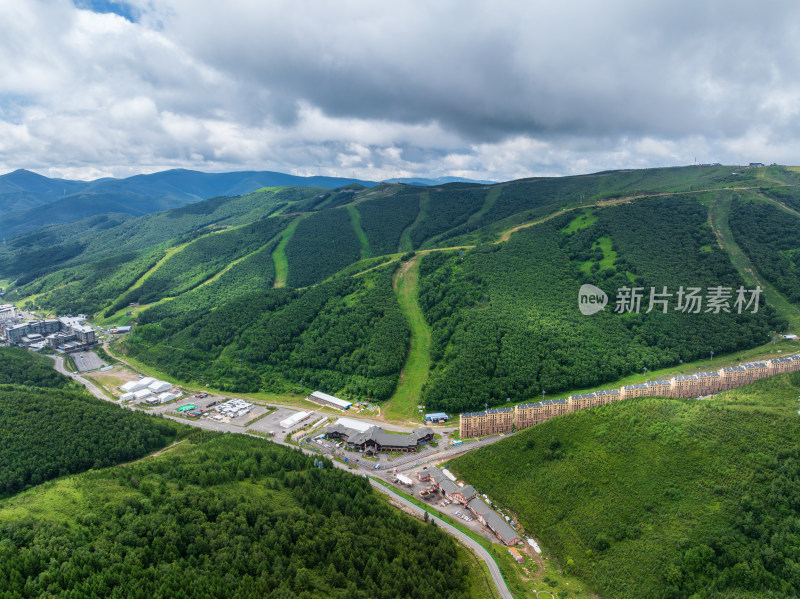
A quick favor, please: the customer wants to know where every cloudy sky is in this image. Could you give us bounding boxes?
[1,0,799,182]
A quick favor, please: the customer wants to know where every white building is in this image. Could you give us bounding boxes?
[280,411,312,428]
[307,391,352,411]
[133,389,152,400]
[148,380,172,394]
[120,380,148,393]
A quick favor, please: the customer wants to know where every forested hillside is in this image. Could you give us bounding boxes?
[125,266,410,398]
[0,348,178,496]
[451,372,800,599]
[4,166,800,407]
[729,198,800,302]
[417,196,782,413]
[0,347,71,388]
[0,432,474,598]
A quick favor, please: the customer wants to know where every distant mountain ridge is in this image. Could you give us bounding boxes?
[383,176,496,186]
[0,168,495,238]
[0,168,378,238]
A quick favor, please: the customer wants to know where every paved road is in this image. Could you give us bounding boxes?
[50,355,112,401]
[49,355,512,598]
[367,478,512,599]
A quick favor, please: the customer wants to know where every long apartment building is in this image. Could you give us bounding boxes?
[459,407,515,437]
[459,354,800,437]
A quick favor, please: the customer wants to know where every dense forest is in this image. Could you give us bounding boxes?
[0,347,71,388]
[417,196,782,413]
[113,216,290,310]
[284,209,363,287]
[0,348,178,496]
[451,371,800,599]
[137,240,280,321]
[2,187,316,308]
[125,267,410,399]
[0,432,473,598]
[729,198,800,302]
[357,193,420,255]
[5,167,800,410]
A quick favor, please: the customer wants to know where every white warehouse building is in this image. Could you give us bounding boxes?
[307,391,352,411]
[280,411,312,429]
[148,380,172,394]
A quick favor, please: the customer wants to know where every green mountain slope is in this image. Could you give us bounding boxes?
[417,195,782,413]
[450,372,800,598]
[0,432,476,598]
[5,166,800,409]
[125,266,410,398]
[0,348,178,496]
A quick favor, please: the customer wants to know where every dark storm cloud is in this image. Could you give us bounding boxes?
[153,0,800,141]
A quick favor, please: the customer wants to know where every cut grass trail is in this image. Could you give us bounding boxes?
[708,193,800,331]
[385,257,432,422]
[347,205,371,259]
[398,192,429,252]
[272,216,303,288]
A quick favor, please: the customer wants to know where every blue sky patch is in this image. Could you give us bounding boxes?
[72,0,139,23]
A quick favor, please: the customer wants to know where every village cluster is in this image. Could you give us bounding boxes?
[461,353,800,437]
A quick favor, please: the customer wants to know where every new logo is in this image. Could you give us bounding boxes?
[578,284,608,315]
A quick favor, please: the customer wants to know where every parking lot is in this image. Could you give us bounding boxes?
[71,351,106,372]
[247,407,326,435]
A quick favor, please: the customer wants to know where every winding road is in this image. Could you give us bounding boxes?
[48,353,513,598]
[367,478,512,599]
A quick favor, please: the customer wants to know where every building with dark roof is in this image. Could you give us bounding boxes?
[466,497,522,545]
[324,423,433,454]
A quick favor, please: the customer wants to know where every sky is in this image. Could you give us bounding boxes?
[1,0,799,182]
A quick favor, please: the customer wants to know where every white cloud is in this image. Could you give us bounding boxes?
[0,0,799,182]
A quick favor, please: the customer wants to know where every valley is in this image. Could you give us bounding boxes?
[5,165,800,597]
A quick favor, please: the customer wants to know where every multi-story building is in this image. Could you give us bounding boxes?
[695,371,721,395]
[741,362,769,383]
[569,393,598,411]
[1,317,96,350]
[720,366,747,390]
[459,407,514,437]
[672,375,700,398]
[595,389,621,404]
[460,353,800,436]
[646,380,672,397]
[769,357,794,374]
[621,384,649,400]
[0,304,18,323]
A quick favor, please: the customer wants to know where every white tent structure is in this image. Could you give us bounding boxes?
[148,380,172,393]
[133,389,152,400]
[279,411,311,428]
[120,380,147,393]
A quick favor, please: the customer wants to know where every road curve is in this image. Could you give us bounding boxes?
[49,355,110,401]
[367,478,512,599]
[48,353,512,599]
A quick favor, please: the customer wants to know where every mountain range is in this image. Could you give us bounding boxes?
[4,164,800,416]
[0,168,494,239]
